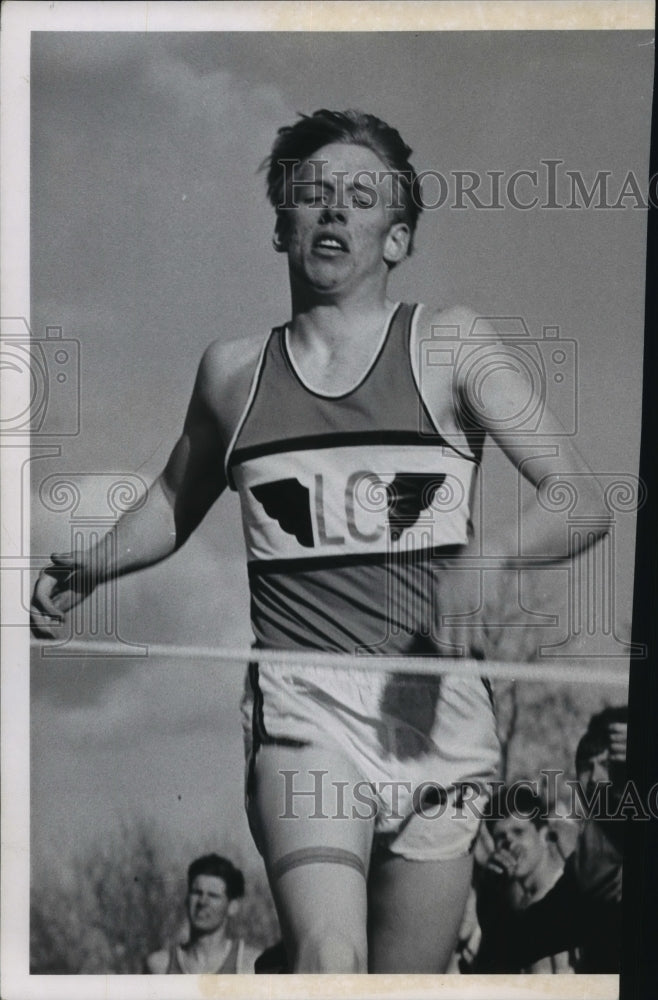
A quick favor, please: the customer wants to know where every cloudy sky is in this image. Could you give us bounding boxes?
[28,29,653,880]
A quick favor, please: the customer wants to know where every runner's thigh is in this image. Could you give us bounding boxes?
[367,850,473,972]
[249,741,375,972]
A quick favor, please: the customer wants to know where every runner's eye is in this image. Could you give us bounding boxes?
[298,187,326,207]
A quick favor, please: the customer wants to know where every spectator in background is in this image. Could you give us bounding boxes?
[474,707,627,974]
[146,853,259,974]
[475,786,575,973]
[569,706,626,910]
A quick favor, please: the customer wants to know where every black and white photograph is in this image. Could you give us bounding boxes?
[1,2,656,998]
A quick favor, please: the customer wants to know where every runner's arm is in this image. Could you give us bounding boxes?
[452,308,611,564]
[31,344,228,637]
[416,306,611,656]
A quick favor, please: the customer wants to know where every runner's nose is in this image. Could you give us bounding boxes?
[319,205,347,225]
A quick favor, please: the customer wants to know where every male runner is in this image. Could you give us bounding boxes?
[32,109,611,972]
[146,853,258,974]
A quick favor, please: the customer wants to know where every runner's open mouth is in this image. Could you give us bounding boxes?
[313,234,349,252]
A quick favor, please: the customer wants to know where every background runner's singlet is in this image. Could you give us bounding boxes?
[225,302,481,654]
[165,939,242,974]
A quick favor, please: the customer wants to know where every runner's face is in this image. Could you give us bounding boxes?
[186,874,231,934]
[491,817,547,880]
[279,142,410,295]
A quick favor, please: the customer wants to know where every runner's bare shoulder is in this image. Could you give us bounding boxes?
[145,948,170,974]
[195,334,266,433]
[419,302,496,348]
[421,304,548,437]
[200,335,264,392]
[412,303,498,443]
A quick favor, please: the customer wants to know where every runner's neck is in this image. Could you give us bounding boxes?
[286,299,399,395]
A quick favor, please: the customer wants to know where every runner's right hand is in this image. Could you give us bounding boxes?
[30,552,96,639]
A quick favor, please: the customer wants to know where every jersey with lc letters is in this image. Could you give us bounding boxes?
[226,302,499,822]
[226,301,482,652]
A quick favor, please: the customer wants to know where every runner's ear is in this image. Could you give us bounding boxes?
[273,215,289,253]
[383,222,410,265]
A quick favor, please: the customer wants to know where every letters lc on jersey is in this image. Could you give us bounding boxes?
[250,472,448,549]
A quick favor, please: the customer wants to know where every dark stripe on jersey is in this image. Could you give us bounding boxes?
[247,544,463,577]
[228,429,468,470]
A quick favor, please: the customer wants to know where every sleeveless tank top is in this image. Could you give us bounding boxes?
[166,938,242,974]
[226,302,480,652]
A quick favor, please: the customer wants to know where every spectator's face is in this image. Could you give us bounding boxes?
[577,749,609,792]
[186,874,232,934]
[491,816,547,880]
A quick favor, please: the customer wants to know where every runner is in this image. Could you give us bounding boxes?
[31,109,611,972]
